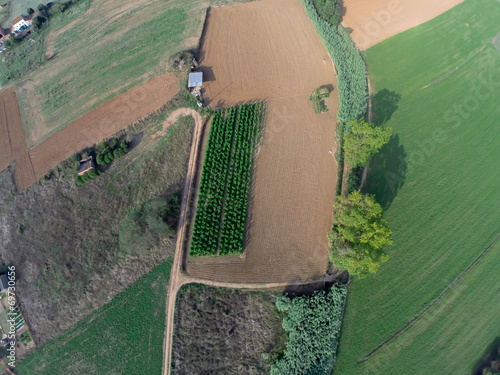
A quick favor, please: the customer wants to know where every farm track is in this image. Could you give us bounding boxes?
[360,231,500,363]
[1,74,180,191]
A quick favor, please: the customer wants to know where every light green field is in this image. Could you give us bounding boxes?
[17,258,173,375]
[17,0,237,147]
[336,0,500,373]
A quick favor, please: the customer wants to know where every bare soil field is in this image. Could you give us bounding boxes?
[186,0,339,283]
[16,74,179,189]
[0,88,36,190]
[341,0,465,50]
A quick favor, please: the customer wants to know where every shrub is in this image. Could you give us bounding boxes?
[96,154,104,165]
[27,7,35,14]
[271,286,347,375]
[75,176,85,185]
[88,169,98,178]
[301,0,368,122]
[120,140,129,151]
[109,138,118,149]
[104,154,112,164]
[113,148,125,159]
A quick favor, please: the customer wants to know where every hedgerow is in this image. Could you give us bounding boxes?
[271,285,347,375]
[301,0,368,123]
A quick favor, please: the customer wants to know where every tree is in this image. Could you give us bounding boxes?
[37,3,47,12]
[343,118,392,168]
[120,139,129,151]
[27,7,35,14]
[32,15,47,30]
[329,191,392,277]
[96,154,104,165]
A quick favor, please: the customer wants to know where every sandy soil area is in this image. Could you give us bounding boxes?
[342,0,465,50]
[186,0,339,283]
[0,89,36,190]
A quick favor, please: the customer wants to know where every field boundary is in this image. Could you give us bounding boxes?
[359,231,500,362]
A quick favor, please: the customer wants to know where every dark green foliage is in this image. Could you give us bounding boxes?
[37,3,47,12]
[96,154,104,165]
[119,195,179,257]
[27,7,35,14]
[310,88,328,114]
[17,259,174,375]
[113,148,125,159]
[120,140,129,151]
[301,0,368,122]
[75,176,84,185]
[271,286,347,375]
[32,15,47,30]
[87,169,98,178]
[312,0,341,26]
[347,167,362,193]
[104,153,112,164]
[109,138,118,149]
[190,103,264,257]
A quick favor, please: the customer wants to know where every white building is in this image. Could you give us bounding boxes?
[11,15,31,34]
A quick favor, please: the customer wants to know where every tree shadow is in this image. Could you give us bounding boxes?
[471,337,500,375]
[372,89,402,125]
[362,133,407,209]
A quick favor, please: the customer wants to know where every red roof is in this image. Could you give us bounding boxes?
[11,15,25,25]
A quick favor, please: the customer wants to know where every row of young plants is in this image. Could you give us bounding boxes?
[219,103,264,255]
[190,108,237,256]
[190,104,264,257]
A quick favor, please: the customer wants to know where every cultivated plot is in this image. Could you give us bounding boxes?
[187,0,340,282]
[336,0,500,373]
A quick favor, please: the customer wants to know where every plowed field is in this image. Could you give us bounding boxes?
[0,74,179,191]
[28,74,179,182]
[0,88,36,190]
[342,0,465,50]
[186,0,339,283]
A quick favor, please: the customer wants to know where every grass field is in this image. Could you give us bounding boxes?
[335,0,500,373]
[15,0,240,147]
[17,258,174,375]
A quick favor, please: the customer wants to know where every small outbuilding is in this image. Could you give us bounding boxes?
[188,72,203,89]
[77,157,95,176]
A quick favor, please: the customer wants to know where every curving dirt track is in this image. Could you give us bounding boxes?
[187,0,340,283]
[342,0,465,50]
[1,74,180,191]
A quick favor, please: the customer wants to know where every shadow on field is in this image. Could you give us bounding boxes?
[372,88,402,125]
[471,337,500,375]
[362,133,407,209]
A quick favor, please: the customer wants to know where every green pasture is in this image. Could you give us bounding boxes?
[336,0,500,373]
[17,258,173,375]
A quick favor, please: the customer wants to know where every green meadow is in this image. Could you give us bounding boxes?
[336,0,500,373]
[17,258,173,375]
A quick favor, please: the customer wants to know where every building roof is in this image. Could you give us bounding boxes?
[11,15,25,25]
[0,274,8,291]
[188,72,203,88]
[77,158,94,174]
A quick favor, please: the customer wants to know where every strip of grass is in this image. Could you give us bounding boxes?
[17,258,173,375]
[335,0,500,373]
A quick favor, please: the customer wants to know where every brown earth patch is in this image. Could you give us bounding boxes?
[27,74,180,184]
[342,0,465,50]
[1,74,180,191]
[185,0,339,283]
[0,88,36,190]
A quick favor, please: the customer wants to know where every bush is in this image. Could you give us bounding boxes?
[113,148,125,159]
[88,169,98,178]
[75,176,85,185]
[109,138,118,149]
[27,7,35,14]
[104,154,112,164]
[120,140,129,151]
[271,286,347,375]
[96,154,104,165]
[301,0,368,122]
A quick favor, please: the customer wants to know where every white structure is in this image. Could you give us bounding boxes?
[11,15,31,33]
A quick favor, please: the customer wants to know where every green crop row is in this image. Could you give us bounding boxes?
[190,103,264,257]
[190,108,236,256]
[219,103,264,255]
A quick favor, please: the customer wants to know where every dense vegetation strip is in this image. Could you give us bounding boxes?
[17,258,174,375]
[219,103,264,255]
[190,103,264,257]
[271,285,347,375]
[190,108,236,256]
[301,0,368,123]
